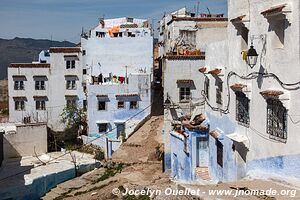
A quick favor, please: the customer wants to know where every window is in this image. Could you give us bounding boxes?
[82,50,86,56]
[66,99,77,107]
[179,30,196,45]
[267,99,287,142]
[66,80,76,90]
[14,81,24,90]
[36,100,46,110]
[83,69,87,75]
[216,81,223,105]
[15,100,25,111]
[179,87,191,102]
[83,100,87,110]
[35,80,45,90]
[66,60,75,69]
[130,101,138,109]
[236,92,250,127]
[96,32,106,38]
[204,77,210,100]
[127,17,134,23]
[117,101,125,109]
[98,101,106,110]
[98,123,107,133]
[216,139,223,167]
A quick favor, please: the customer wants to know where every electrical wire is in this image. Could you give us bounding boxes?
[0,90,163,183]
[201,71,300,115]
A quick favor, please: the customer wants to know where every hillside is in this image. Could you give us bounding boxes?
[0,37,76,79]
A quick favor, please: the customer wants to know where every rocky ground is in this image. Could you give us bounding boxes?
[42,115,300,200]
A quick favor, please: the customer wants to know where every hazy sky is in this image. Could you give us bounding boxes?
[0,0,227,43]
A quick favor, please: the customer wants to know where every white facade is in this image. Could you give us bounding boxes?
[200,0,300,182]
[159,8,228,173]
[81,17,153,153]
[8,47,85,132]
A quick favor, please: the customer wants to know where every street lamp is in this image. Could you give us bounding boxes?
[246,42,259,68]
[164,93,171,108]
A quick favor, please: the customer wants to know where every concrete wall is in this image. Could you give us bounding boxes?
[8,67,50,124]
[203,0,300,182]
[47,51,85,131]
[81,32,153,77]
[8,50,85,132]
[3,123,47,159]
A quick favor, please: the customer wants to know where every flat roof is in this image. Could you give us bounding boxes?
[49,47,81,53]
[9,63,50,68]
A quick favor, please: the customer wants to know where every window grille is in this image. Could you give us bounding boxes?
[267,99,287,143]
[236,91,250,127]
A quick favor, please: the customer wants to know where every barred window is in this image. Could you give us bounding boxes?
[204,77,210,100]
[216,81,223,105]
[267,99,287,143]
[236,92,250,127]
[216,139,223,168]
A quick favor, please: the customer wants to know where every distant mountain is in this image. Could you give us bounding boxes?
[0,37,76,80]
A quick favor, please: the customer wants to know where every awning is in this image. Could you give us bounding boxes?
[176,79,194,84]
[226,133,248,143]
[65,75,78,80]
[115,93,140,101]
[230,15,247,24]
[12,75,27,81]
[114,120,126,124]
[97,95,109,102]
[230,83,247,92]
[33,76,48,81]
[260,90,284,98]
[261,4,288,17]
[33,96,48,100]
[115,93,139,97]
[13,96,27,100]
[96,120,109,124]
[64,55,79,61]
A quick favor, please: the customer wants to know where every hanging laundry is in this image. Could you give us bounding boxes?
[119,76,125,84]
[108,26,120,37]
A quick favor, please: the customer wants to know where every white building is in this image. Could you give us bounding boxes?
[199,0,300,183]
[80,17,153,154]
[8,47,85,132]
[159,8,228,173]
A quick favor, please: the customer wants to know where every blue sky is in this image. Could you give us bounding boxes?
[0,0,227,43]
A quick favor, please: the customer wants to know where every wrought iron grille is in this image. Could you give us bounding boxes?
[216,80,223,105]
[204,77,209,100]
[267,99,287,143]
[216,139,223,167]
[235,91,250,127]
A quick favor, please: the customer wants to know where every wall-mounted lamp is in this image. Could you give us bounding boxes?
[164,93,171,108]
[246,34,266,68]
[246,42,258,68]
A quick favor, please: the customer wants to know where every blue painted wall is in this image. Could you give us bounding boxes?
[170,129,209,182]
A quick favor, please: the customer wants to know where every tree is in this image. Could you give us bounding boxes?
[60,104,87,137]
